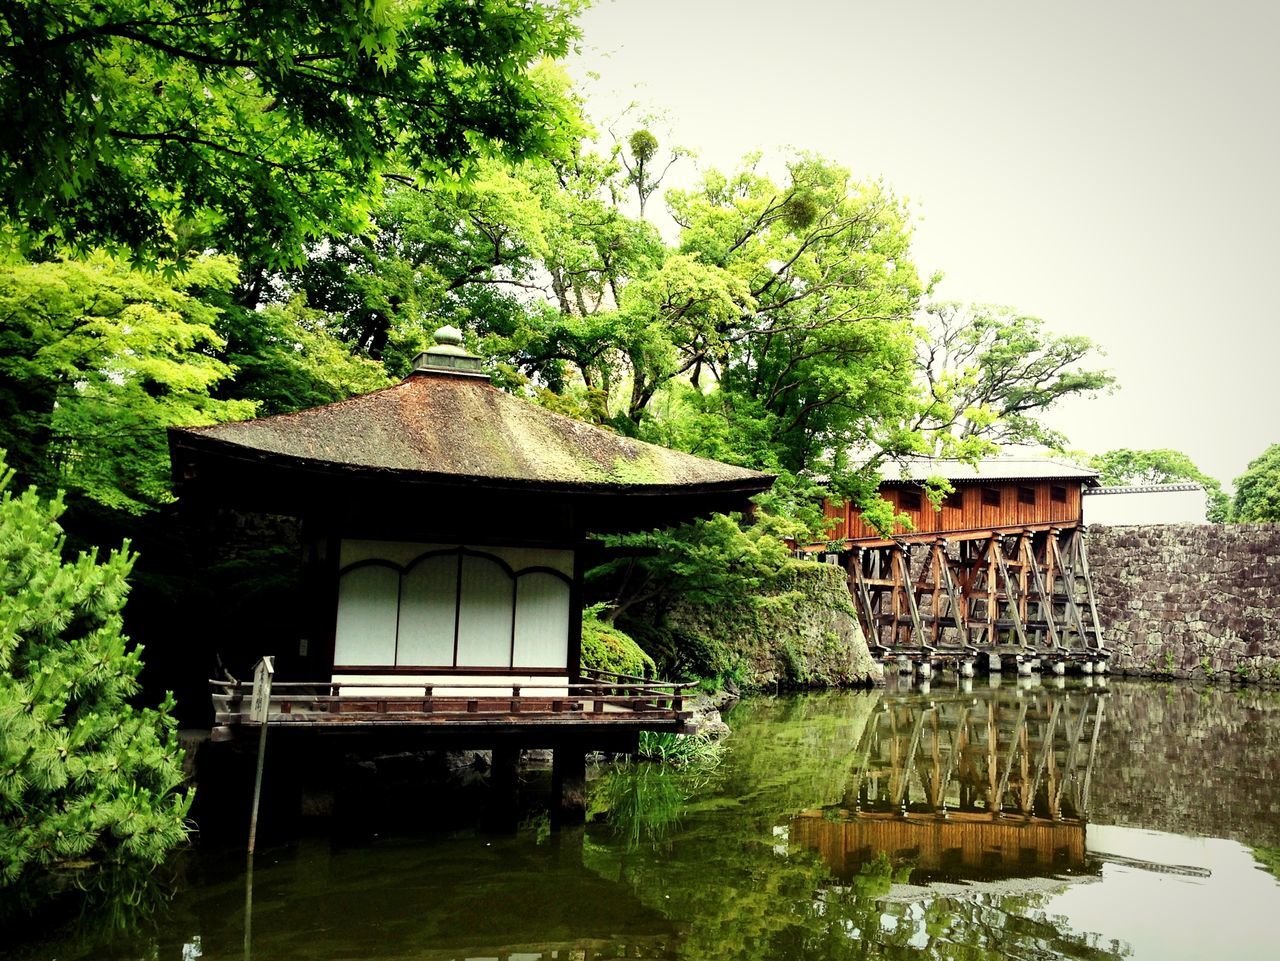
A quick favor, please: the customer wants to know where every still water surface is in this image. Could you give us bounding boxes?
[8,678,1280,960]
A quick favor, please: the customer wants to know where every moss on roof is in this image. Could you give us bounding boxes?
[175,372,773,492]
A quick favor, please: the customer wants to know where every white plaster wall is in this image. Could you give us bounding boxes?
[1084,488,1208,525]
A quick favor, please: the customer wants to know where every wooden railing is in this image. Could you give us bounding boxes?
[210,673,689,727]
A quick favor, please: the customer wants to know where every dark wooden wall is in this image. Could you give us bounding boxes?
[825,480,1085,543]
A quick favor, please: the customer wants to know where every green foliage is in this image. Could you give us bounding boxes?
[0,256,255,512]
[914,303,1116,451]
[580,606,656,679]
[591,512,799,625]
[588,761,696,849]
[0,454,191,890]
[1232,443,1280,522]
[667,156,925,478]
[1091,447,1229,522]
[219,297,392,416]
[0,1,585,265]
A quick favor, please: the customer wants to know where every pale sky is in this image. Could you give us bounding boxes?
[569,0,1280,489]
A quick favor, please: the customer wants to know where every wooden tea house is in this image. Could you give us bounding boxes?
[812,457,1108,675]
[169,327,773,775]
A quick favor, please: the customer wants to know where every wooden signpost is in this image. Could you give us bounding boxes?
[246,656,274,856]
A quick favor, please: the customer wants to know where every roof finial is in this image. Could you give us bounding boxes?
[433,324,463,348]
[411,323,486,377]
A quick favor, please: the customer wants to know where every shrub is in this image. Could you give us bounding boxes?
[0,454,191,891]
[580,606,657,678]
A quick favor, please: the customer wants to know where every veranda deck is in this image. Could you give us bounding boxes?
[210,667,694,744]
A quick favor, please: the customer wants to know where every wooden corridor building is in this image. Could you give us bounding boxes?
[813,458,1108,673]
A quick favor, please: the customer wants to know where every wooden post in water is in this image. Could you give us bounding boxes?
[247,656,274,856]
[551,740,587,827]
[486,739,522,832]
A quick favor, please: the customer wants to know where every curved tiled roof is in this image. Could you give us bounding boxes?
[171,372,773,494]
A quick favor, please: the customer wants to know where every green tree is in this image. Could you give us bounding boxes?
[590,513,799,627]
[278,158,567,374]
[665,155,924,476]
[1232,443,1280,522]
[0,255,255,512]
[1090,447,1229,522]
[0,0,584,265]
[0,455,191,889]
[218,297,392,416]
[913,302,1116,450]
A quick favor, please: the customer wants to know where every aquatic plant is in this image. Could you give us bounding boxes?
[636,731,725,767]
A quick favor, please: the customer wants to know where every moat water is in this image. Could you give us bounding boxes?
[6,677,1280,960]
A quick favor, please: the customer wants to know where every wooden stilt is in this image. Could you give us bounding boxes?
[986,535,999,646]
[895,546,927,650]
[551,742,587,827]
[1022,535,1061,650]
[1049,534,1090,650]
[937,541,969,648]
[1074,528,1106,651]
[993,538,1030,650]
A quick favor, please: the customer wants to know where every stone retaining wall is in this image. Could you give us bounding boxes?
[1088,524,1280,682]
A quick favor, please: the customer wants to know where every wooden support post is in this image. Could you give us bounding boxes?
[1050,533,1090,650]
[929,543,942,648]
[1075,528,1106,651]
[895,547,927,650]
[1022,536,1061,650]
[1011,533,1030,634]
[993,538,1029,650]
[551,742,587,827]
[937,540,970,648]
[986,535,999,646]
[848,549,878,647]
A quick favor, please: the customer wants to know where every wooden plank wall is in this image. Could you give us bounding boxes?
[825,481,1085,543]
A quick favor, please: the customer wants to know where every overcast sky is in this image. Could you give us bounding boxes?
[568,0,1279,488]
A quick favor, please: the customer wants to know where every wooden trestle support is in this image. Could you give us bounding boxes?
[845,525,1108,675]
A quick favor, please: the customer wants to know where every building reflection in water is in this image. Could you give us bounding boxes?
[791,681,1106,883]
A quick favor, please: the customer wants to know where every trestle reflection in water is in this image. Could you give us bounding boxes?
[5,678,1280,961]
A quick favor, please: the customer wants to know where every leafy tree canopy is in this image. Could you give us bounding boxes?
[0,0,585,266]
[913,303,1116,451]
[1232,443,1280,522]
[1090,447,1229,522]
[0,454,190,888]
[218,297,392,417]
[0,256,255,512]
